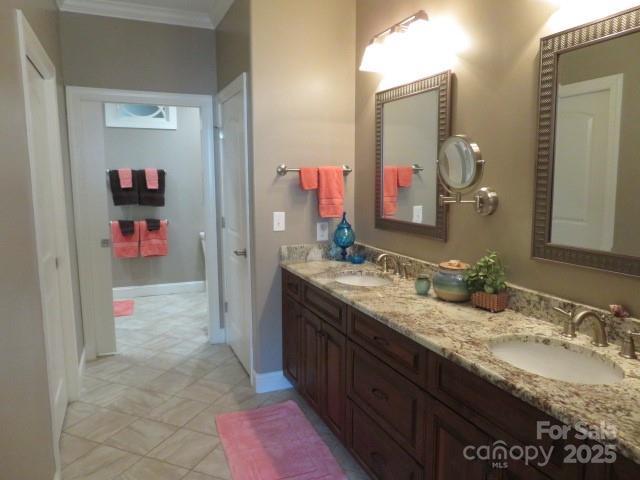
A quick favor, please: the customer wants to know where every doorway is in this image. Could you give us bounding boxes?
[217,73,254,377]
[66,88,223,360]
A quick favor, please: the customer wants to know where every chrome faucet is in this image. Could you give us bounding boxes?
[554,307,608,347]
[619,331,640,359]
[375,253,398,275]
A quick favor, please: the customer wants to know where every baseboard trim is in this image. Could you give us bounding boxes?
[253,370,292,394]
[113,281,205,299]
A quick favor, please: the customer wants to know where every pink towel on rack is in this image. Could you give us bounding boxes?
[117,168,133,189]
[383,166,398,216]
[299,167,319,190]
[110,221,140,258]
[397,166,413,188]
[144,168,159,190]
[140,220,168,257]
[318,166,344,218]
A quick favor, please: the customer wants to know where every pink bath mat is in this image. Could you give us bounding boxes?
[216,400,346,480]
[113,299,134,317]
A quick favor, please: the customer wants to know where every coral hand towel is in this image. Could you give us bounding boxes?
[397,166,413,188]
[216,400,347,480]
[299,167,319,190]
[383,166,398,216]
[110,221,140,258]
[140,219,168,257]
[117,168,133,189]
[317,166,344,218]
[144,168,159,190]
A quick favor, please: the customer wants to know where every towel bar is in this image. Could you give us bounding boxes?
[276,164,352,176]
[411,164,424,173]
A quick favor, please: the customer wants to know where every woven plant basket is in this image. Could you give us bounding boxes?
[471,291,509,313]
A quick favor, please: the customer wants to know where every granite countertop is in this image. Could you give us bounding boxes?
[281,259,640,463]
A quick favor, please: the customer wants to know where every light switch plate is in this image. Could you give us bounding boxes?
[412,205,423,223]
[317,222,329,241]
[273,211,285,231]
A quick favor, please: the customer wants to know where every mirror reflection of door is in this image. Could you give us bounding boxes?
[551,76,622,251]
[381,89,439,225]
[549,31,640,257]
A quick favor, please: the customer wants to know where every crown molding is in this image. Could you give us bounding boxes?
[57,0,215,30]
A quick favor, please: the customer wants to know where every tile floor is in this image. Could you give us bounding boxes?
[61,292,369,479]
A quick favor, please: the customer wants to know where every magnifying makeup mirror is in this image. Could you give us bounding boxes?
[437,135,499,216]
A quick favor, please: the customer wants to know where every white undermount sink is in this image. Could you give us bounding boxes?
[488,336,624,385]
[334,271,393,287]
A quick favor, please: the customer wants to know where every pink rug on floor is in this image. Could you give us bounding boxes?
[113,299,134,317]
[216,400,347,480]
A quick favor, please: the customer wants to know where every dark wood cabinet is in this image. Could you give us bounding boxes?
[320,320,347,440]
[282,292,301,387]
[300,307,323,412]
[348,402,423,480]
[283,279,347,441]
[281,269,640,480]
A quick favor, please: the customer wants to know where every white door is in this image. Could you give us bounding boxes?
[551,75,622,251]
[25,58,68,444]
[218,74,252,374]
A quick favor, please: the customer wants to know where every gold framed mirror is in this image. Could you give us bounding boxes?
[375,70,452,240]
[533,6,640,277]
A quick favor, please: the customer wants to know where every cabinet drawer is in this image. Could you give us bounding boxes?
[348,308,428,388]
[429,355,582,480]
[347,402,423,480]
[282,269,301,301]
[347,342,424,461]
[302,282,346,333]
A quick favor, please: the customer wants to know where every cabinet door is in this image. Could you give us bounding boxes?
[426,398,493,480]
[300,308,322,412]
[321,321,346,441]
[282,294,301,388]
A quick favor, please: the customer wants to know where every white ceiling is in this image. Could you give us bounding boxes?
[57,0,234,29]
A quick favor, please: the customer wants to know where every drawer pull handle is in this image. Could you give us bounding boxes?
[371,388,388,401]
[372,336,389,347]
[370,451,386,467]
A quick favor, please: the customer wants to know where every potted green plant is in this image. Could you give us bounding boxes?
[465,251,509,313]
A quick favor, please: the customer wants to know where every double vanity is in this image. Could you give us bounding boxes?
[280,255,640,480]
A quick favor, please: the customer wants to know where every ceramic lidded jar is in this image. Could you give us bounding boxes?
[432,260,470,302]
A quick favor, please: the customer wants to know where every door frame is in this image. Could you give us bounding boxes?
[66,86,224,359]
[555,74,623,251]
[216,73,255,383]
[16,9,80,473]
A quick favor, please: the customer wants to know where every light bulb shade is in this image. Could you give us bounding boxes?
[359,39,386,72]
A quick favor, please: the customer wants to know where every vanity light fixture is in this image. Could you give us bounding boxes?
[359,10,429,73]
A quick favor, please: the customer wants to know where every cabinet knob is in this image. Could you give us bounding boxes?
[372,335,389,347]
[371,387,388,401]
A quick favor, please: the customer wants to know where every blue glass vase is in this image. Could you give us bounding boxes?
[333,212,355,261]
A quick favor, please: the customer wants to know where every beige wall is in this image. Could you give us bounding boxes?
[216,0,250,91]
[557,32,640,257]
[355,0,640,314]
[60,12,217,95]
[0,2,61,478]
[106,107,205,287]
[249,0,356,373]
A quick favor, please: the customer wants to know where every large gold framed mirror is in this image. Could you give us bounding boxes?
[375,71,451,240]
[533,7,640,276]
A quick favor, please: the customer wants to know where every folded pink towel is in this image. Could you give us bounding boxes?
[299,167,319,190]
[140,219,168,257]
[383,166,398,216]
[117,168,133,189]
[397,166,413,188]
[110,221,140,258]
[318,166,344,218]
[144,168,159,190]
